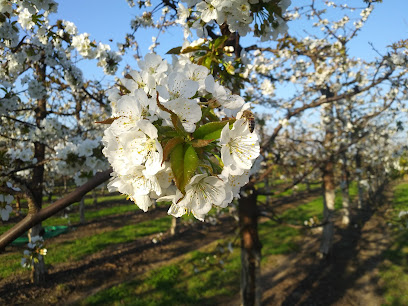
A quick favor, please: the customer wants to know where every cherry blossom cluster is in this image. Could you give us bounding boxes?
[0,182,21,222]
[53,137,108,186]
[102,53,260,221]
[21,236,47,269]
[176,0,290,40]
[1,0,123,213]
[0,192,14,221]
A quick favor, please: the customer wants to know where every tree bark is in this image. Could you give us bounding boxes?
[28,60,47,283]
[15,196,21,216]
[151,199,157,210]
[170,217,179,236]
[239,190,262,306]
[306,179,311,192]
[319,98,336,257]
[63,176,68,193]
[29,224,46,284]
[320,159,336,257]
[340,152,350,225]
[355,151,364,209]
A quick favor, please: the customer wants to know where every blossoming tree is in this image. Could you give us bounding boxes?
[245,1,408,258]
[0,0,120,283]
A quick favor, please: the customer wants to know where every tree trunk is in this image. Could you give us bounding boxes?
[170,217,179,236]
[151,199,157,210]
[79,196,85,224]
[28,60,47,284]
[218,27,262,305]
[63,176,68,193]
[306,179,311,192]
[319,99,336,257]
[356,178,364,209]
[15,196,21,216]
[28,224,46,284]
[239,190,262,306]
[320,160,336,257]
[355,150,364,209]
[340,152,350,225]
[340,182,350,225]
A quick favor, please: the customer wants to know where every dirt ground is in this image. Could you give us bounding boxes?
[260,200,391,306]
[0,186,395,305]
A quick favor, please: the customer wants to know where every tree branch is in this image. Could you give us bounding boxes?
[0,168,112,251]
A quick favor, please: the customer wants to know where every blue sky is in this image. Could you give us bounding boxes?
[54,0,408,80]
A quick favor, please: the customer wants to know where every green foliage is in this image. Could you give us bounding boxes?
[183,145,199,189]
[162,137,184,161]
[170,143,199,193]
[192,121,229,140]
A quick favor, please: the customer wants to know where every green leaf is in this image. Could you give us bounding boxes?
[203,129,223,140]
[212,153,224,167]
[166,46,182,54]
[157,126,179,138]
[193,121,230,139]
[213,35,229,50]
[170,143,184,192]
[197,54,207,66]
[163,137,184,162]
[170,143,199,193]
[171,114,187,136]
[181,45,209,54]
[203,56,213,69]
[183,145,199,189]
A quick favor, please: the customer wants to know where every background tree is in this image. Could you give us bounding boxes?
[0,0,120,283]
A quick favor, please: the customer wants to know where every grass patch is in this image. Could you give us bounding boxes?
[0,252,26,279]
[83,241,241,306]
[279,181,359,226]
[84,202,309,304]
[42,201,138,227]
[259,221,301,257]
[0,216,172,279]
[47,216,172,263]
[84,218,303,306]
[379,182,408,305]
